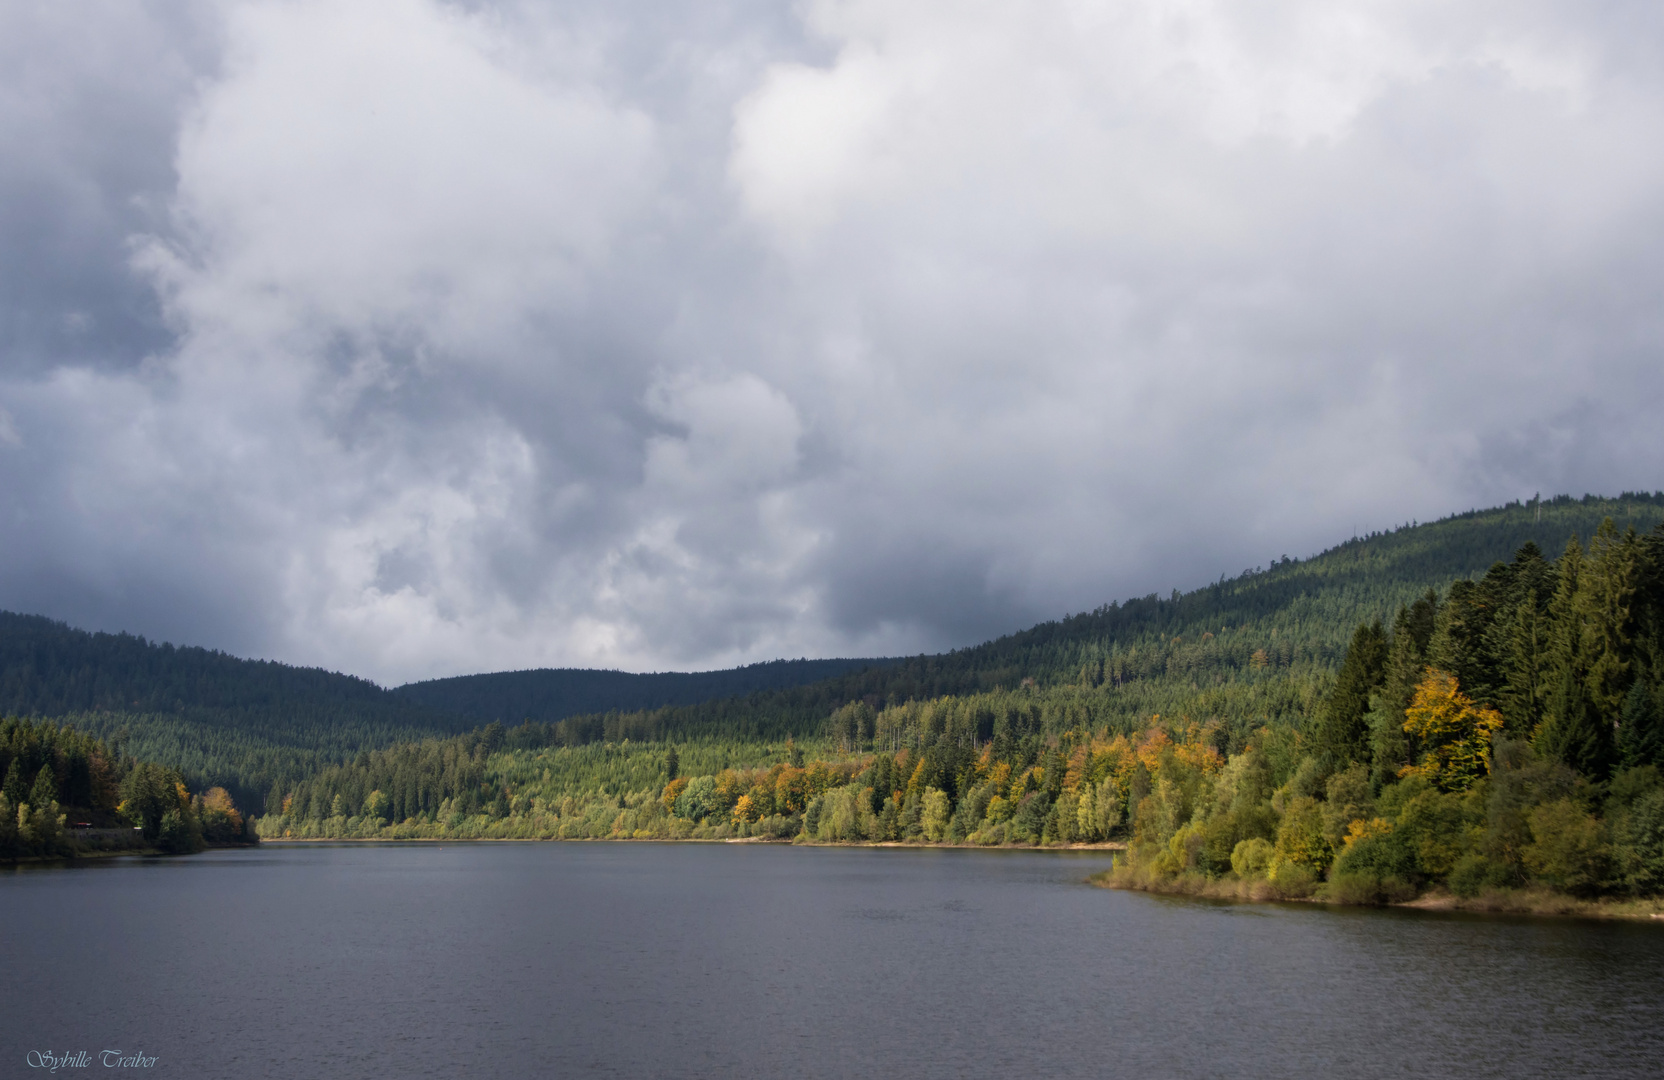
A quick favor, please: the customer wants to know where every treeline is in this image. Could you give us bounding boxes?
[0,612,472,807]
[7,494,1663,814]
[262,520,1664,912]
[0,716,256,860]
[256,733,807,839]
[258,695,1217,846]
[1114,519,1664,903]
[257,668,1298,835]
[0,617,873,807]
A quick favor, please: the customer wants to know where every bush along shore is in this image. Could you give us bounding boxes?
[1,717,258,861]
[1097,523,1664,916]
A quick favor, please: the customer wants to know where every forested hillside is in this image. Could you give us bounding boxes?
[461,493,1664,749]
[0,615,883,807]
[394,657,892,725]
[7,493,1664,827]
[263,512,1664,912]
[0,612,466,807]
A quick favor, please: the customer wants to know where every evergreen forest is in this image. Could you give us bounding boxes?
[11,492,1664,908]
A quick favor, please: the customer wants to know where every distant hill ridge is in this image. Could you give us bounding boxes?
[394,658,893,724]
[1,491,1660,806]
[0,611,893,805]
[0,612,892,726]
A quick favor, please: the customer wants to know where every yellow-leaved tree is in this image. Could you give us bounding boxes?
[1400,670,1504,791]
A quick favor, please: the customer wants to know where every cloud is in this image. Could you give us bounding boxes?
[1,0,1662,682]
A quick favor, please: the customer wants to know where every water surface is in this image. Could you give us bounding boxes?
[3,843,1660,1078]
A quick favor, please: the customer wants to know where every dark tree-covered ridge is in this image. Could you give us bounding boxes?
[394,657,895,725]
[4,492,1663,812]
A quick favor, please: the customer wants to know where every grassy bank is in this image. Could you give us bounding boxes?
[1090,865,1664,920]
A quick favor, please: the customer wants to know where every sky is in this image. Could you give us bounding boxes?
[2,0,1662,685]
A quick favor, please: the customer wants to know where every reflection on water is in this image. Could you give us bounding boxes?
[3,843,1660,1079]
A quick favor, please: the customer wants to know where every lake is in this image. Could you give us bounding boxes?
[3,842,1661,1078]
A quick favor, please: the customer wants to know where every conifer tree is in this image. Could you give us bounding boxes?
[1581,519,1638,722]
[1492,542,1556,735]
[30,764,57,810]
[1367,596,1436,790]
[1618,679,1664,769]
[1429,578,1501,706]
[2,758,24,805]
[1314,620,1386,772]
[1536,537,1617,777]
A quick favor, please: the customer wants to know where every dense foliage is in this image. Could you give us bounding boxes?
[262,510,1664,911]
[0,716,256,860]
[13,490,1664,910]
[1112,518,1664,903]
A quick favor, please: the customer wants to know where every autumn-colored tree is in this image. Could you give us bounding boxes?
[773,765,807,814]
[1400,670,1504,791]
[198,786,247,843]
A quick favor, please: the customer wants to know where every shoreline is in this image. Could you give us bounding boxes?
[1090,872,1664,923]
[257,835,1128,851]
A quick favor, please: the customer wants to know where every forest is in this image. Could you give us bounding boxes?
[252,507,1664,910]
[0,716,257,860]
[0,614,886,810]
[1103,516,1664,905]
[10,495,1663,818]
[10,492,1664,908]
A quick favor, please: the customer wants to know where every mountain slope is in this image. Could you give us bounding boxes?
[5,491,1662,807]
[394,658,892,725]
[503,492,1664,747]
[0,612,886,804]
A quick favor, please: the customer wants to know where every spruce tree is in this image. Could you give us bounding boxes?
[1368,599,1434,792]
[1493,542,1556,736]
[1618,679,1664,769]
[29,764,57,810]
[1581,519,1637,722]
[1429,574,1505,707]
[2,758,25,805]
[1315,620,1387,772]
[1535,537,1617,778]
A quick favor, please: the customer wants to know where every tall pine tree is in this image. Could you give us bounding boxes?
[1314,620,1387,772]
[1367,593,1437,791]
[1535,536,1617,778]
[1492,542,1556,736]
[1617,678,1664,768]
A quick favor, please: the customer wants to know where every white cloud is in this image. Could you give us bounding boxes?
[2,0,1662,682]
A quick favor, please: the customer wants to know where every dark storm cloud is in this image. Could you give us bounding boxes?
[0,3,218,374]
[1,0,1662,683]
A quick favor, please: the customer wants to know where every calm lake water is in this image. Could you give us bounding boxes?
[3,842,1662,1079]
